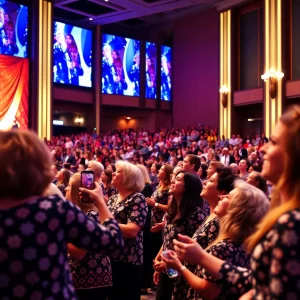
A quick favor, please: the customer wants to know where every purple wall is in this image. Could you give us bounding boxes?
[173,8,219,128]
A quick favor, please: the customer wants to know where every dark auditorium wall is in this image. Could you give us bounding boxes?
[173,8,219,128]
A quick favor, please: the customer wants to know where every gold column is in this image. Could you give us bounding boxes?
[38,0,53,139]
[219,10,231,138]
[263,0,282,137]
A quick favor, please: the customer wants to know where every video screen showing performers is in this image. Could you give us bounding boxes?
[53,21,92,88]
[102,34,140,96]
[0,1,28,58]
[145,42,156,99]
[161,45,172,101]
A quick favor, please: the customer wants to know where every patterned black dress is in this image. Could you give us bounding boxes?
[158,206,206,300]
[68,210,112,289]
[107,192,148,300]
[188,240,250,300]
[217,209,300,299]
[172,216,220,300]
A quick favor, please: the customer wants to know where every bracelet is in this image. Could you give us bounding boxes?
[181,266,187,272]
[155,203,159,207]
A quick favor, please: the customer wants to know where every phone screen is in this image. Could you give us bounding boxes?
[81,171,95,203]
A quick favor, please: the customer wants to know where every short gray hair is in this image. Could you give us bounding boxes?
[88,161,104,179]
[116,160,144,192]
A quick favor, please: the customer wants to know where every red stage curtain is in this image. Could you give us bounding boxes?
[0,55,29,130]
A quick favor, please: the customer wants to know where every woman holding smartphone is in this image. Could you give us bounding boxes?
[0,130,123,300]
[66,173,113,300]
[107,161,148,300]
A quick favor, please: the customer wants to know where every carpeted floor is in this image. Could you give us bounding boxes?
[140,290,156,300]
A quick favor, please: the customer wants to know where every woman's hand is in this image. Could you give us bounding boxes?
[79,182,104,206]
[150,222,165,232]
[146,197,156,207]
[239,289,255,300]
[161,250,182,272]
[153,260,167,272]
[173,234,205,265]
[153,271,160,285]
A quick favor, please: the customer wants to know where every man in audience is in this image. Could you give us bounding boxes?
[63,148,76,166]
[220,147,234,167]
[183,154,201,179]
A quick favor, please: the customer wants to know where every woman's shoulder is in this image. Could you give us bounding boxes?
[272,208,300,234]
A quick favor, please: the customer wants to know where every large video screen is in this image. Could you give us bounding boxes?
[53,21,92,88]
[102,34,140,96]
[161,45,172,101]
[0,1,28,58]
[145,42,156,99]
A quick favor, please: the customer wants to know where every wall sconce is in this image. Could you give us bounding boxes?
[219,85,229,108]
[126,117,131,120]
[75,117,83,125]
[261,68,284,99]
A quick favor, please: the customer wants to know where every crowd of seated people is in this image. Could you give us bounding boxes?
[1,107,299,300]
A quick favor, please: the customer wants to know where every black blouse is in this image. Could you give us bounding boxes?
[218,209,300,299]
[172,217,220,300]
[0,195,123,300]
[107,193,147,265]
[151,188,170,225]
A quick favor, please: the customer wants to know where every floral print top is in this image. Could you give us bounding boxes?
[163,206,206,252]
[218,209,300,299]
[68,210,112,289]
[0,195,123,300]
[188,240,250,300]
[151,188,170,225]
[104,185,118,199]
[172,216,220,300]
[107,193,147,265]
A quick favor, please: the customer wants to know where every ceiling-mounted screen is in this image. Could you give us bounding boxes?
[145,42,156,99]
[161,45,172,101]
[0,1,28,58]
[53,21,92,88]
[102,34,140,96]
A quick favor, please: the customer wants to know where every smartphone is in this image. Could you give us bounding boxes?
[161,250,178,278]
[81,170,95,203]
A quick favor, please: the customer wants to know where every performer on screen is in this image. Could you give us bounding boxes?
[129,51,140,96]
[146,57,156,98]
[161,54,171,100]
[65,33,84,86]
[1,20,19,56]
[112,50,127,95]
[53,29,69,84]
[102,43,116,94]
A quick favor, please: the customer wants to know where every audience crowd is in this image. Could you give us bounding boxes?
[1,106,299,300]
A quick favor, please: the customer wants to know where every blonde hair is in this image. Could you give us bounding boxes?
[136,164,151,184]
[246,105,300,251]
[0,130,53,199]
[208,180,270,250]
[88,161,104,179]
[115,160,144,192]
[68,173,97,212]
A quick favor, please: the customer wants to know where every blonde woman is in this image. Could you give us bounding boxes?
[66,173,112,300]
[163,181,269,299]
[107,161,148,300]
[169,105,300,299]
[55,168,71,196]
